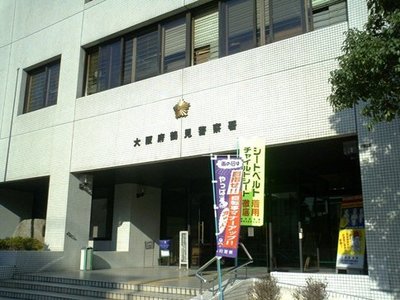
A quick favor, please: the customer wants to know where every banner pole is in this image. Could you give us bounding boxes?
[235,139,240,271]
[210,154,224,300]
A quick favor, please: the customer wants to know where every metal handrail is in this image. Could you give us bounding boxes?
[195,242,254,295]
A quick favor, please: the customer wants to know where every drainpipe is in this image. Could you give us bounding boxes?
[4,68,20,182]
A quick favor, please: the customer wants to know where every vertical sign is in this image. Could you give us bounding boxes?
[239,137,265,226]
[213,157,243,258]
[179,231,189,269]
[336,196,365,271]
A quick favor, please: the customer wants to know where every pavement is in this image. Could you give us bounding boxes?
[29,265,269,289]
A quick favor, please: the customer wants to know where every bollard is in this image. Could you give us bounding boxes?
[86,247,93,270]
[80,247,87,271]
[80,247,93,271]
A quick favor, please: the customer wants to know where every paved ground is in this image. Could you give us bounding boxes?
[30,265,269,288]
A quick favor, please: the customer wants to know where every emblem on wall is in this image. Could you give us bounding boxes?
[173,99,190,119]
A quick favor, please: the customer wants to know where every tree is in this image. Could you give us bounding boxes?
[328,0,400,128]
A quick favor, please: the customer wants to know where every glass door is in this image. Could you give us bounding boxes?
[189,184,215,267]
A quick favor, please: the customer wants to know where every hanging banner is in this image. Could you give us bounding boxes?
[213,156,243,258]
[336,195,365,270]
[239,137,266,226]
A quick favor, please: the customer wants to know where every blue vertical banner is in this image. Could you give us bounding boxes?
[213,156,243,258]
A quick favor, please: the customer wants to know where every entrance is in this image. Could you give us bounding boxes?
[88,136,363,272]
[160,178,215,267]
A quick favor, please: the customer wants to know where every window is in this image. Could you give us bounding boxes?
[162,17,188,72]
[86,39,124,95]
[193,6,219,65]
[270,0,305,42]
[135,28,160,81]
[83,0,347,94]
[24,60,60,113]
[312,0,348,30]
[222,0,257,56]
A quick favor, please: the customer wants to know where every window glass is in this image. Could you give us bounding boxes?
[163,17,187,72]
[46,62,60,106]
[86,39,122,95]
[86,49,99,95]
[271,0,304,41]
[24,60,60,113]
[135,28,160,81]
[122,36,134,85]
[193,7,219,64]
[312,0,347,30]
[98,40,122,91]
[225,0,256,55]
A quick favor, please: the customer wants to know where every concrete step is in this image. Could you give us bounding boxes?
[12,274,198,297]
[0,274,198,300]
[0,286,99,300]
[0,279,131,299]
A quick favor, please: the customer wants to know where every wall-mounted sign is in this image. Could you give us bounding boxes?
[239,137,265,227]
[133,120,237,148]
[173,99,191,119]
[159,239,171,257]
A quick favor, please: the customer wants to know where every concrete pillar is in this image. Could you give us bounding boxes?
[113,184,136,251]
[113,183,161,267]
[357,115,400,295]
[131,185,161,267]
[44,173,92,269]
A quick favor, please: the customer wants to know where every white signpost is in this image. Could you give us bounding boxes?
[179,230,189,269]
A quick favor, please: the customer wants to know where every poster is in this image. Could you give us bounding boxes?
[239,137,266,226]
[213,156,243,258]
[336,196,366,270]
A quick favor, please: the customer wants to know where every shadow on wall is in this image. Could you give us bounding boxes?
[330,107,400,297]
[13,219,46,243]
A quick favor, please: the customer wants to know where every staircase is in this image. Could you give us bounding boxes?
[0,273,199,300]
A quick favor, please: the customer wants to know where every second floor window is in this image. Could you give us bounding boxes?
[24,60,60,113]
[86,39,125,95]
[84,0,347,95]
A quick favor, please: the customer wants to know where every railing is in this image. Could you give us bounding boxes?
[195,242,254,296]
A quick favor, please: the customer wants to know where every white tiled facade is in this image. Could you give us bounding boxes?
[0,0,399,298]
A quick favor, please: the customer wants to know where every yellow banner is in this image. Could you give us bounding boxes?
[239,137,265,226]
[336,196,365,270]
[336,229,366,269]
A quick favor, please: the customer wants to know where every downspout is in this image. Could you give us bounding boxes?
[4,68,20,182]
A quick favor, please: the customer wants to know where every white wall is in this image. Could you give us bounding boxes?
[71,21,354,172]
[1,0,355,179]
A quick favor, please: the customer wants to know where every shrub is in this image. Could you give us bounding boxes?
[248,275,281,300]
[292,277,328,300]
[0,237,44,251]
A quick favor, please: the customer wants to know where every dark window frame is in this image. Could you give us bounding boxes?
[24,59,61,113]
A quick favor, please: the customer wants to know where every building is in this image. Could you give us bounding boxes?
[0,0,399,298]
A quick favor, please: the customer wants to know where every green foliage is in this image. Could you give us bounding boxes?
[292,277,328,300]
[328,0,400,128]
[0,237,44,251]
[247,275,281,300]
